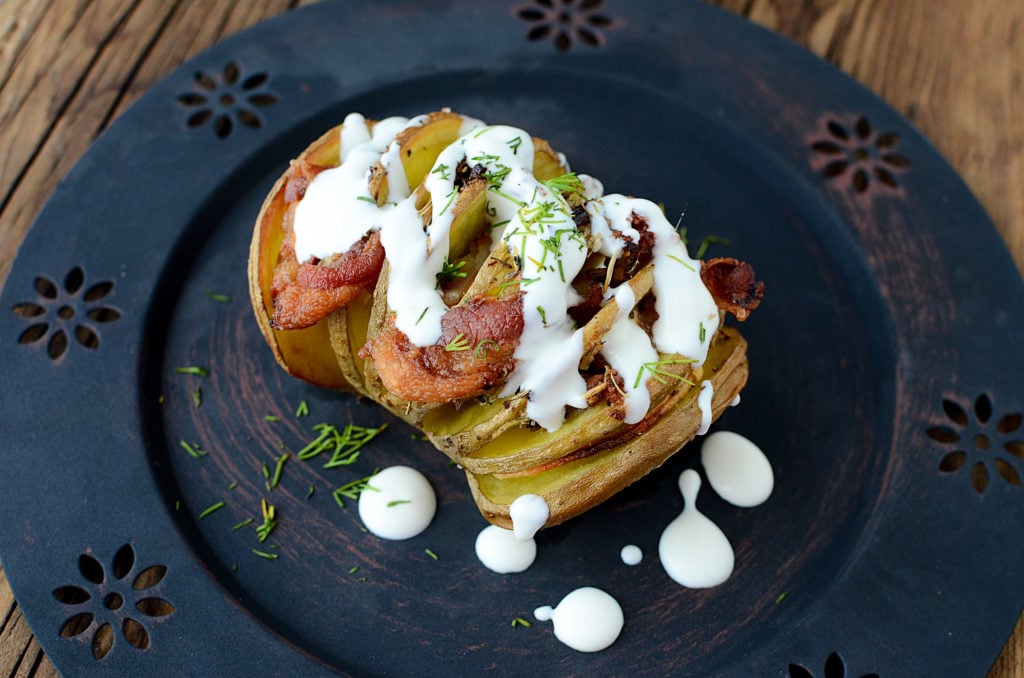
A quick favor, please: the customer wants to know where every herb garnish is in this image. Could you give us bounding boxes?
[506,136,523,154]
[410,433,429,441]
[699,322,706,344]
[666,254,696,271]
[511,617,532,628]
[270,453,290,490]
[387,500,411,508]
[251,549,278,560]
[431,163,451,181]
[232,518,254,531]
[424,548,439,560]
[295,400,309,418]
[175,366,208,377]
[180,440,206,459]
[306,484,316,500]
[265,414,280,422]
[775,591,789,605]
[633,358,698,390]
[348,566,360,574]
[415,307,429,325]
[297,422,387,467]
[356,195,376,204]
[198,501,224,519]
[541,172,585,197]
[438,189,458,216]
[332,474,379,508]
[228,481,238,491]
[444,333,471,352]
[205,291,232,303]
[536,306,547,325]
[474,339,500,358]
[695,235,731,259]
[256,499,278,543]
[436,257,467,283]
[192,387,202,407]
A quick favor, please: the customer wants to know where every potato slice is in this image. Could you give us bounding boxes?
[248,125,348,389]
[466,326,748,529]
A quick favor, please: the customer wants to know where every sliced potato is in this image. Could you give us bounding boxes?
[466,327,748,529]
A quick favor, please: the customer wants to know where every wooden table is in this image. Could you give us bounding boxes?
[0,0,1020,675]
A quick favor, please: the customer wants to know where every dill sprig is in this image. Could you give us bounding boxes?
[332,474,380,508]
[205,291,231,303]
[388,500,411,508]
[633,358,698,390]
[436,257,467,283]
[296,422,387,467]
[175,366,208,377]
[506,136,523,154]
[192,387,202,407]
[198,501,224,519]
[424,548,439,560]
[232,518,253,531]
[695,235,732,259]
[295,400,309,418]
[269,453,290,490]
[666,254,696,272]
[541,172,585,197]
[256,499,278,543]
[431,163,451,182]
[511,617,532,628]
[444,333,471,352]
[180,440,206,459]
[475,339,500,358]
[251,549,278,560]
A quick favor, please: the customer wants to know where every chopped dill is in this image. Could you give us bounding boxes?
[264,414,280,422]
[506,136,523,154]
[475,339,500,358]
[666,254,696,271]
[436,257,467,283]
[251,549,278,560]
[775,591,789,605]
[296,422,387,467]
[306,484,316,500]
[232,518,254,531]
[179,440,206,459]
[431,163,451,181]
[410,433,429,441]
[695,235,732,259]
[175,366,208,377]
[228,481,238,491]
[415,307,429,325]
[387,500,412,508]
[438,189,458,216]
[295,400,309,418]
[633,358,698,390]
[424,548,439,560]
[333,474,380,508]
[256,499,278,543]
[205,291,231,303]
[348,566,360,574]
[445,333,471,352]
[356,195,376,204]
[270,453,290,489]
[511,617,532,628]
[536,306,547,325]
[541,172,585,197]
[192,387,202,407]
[198,501,225,519]
[699,322,707,344]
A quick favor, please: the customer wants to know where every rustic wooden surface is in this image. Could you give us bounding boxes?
[0,0,1020,675]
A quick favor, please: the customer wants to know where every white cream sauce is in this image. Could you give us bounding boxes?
[658,469,734,588]
[509,494,549,541]
[730,393,741,407]
[533,587,623,652]
[620,544,643,566]
[291,112,723,432]
[357,466,436,540]
[697,379,714,436]
[701,431,774,507]
[475,525,537,573]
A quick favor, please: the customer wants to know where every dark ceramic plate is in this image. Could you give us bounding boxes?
[2,1,1022,676]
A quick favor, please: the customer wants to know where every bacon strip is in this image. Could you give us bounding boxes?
[363,293,524,403]
[701,257,764,321]
[269,160,386,330]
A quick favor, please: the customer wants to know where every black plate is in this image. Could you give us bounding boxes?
[2,1,1022,675]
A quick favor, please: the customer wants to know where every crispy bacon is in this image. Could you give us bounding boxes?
[700,257,764,321]
[362,293,524,403]
[269,160,387,330]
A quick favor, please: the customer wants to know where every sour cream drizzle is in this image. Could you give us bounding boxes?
[291,113,721,432]
[658,469,734,588]
[534,587,624,652]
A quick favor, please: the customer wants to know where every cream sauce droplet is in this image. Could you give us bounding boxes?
[620,544,643,566]
[701,431,774,507]
[534,587,623,652]
[730,393,741,407]
[509,494,549,541]
[658,469,734,588]
[357,466,436,540]
[475,525,537,573]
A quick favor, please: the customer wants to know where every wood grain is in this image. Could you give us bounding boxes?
[0,0,1019,675]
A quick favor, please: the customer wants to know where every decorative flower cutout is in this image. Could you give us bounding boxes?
[789,651,878,678]
[515,0,615,52]
[811,116,910,194]
[12,266,120,361]
[53,544,174,660]
[177,62,277,139]
[928,394,1023,493]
